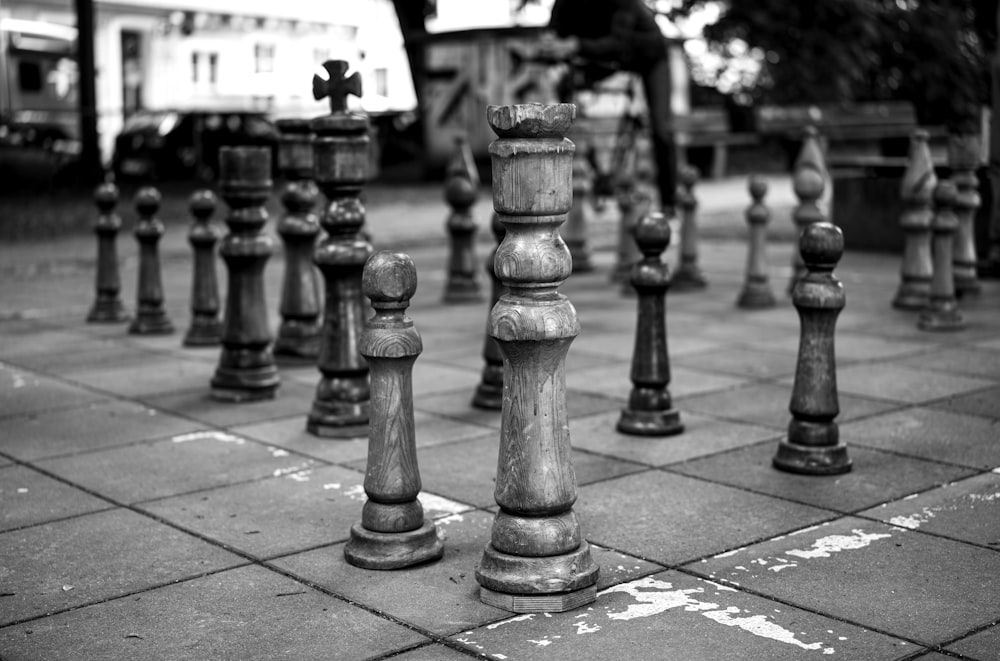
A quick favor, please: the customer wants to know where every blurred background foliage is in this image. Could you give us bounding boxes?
[671,0,996,132]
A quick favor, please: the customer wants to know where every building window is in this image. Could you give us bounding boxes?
[209,53,218,84]
[255,43,275,74]
[374,67,388,97]
[191,52,199,83]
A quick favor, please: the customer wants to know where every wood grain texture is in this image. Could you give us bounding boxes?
[774,222,851,475]
[893,130,936,310]
[128,187,174,336]
[211,147,280,402]
[87,183,128,323]
[184,189,222,347]
[307,74,373,436]
[476,103,597,612]
[919,181,967,332]
[737,175,777,309]
[472,212,507,410]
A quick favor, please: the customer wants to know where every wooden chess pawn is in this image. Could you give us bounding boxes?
[307,60,373,437]
[128,187,174,335]
[475,103,599,614]
[736,175,777,309]
[613,139,655,294]
[892,130,936,310]
[918,181,967,331]
[274,118,322,360]
[210,147,280,402]
[617,211,684,436]
[788,126,828,293]
[344,251,444,570]
[442,134,482,303]
[471,212,507,410]
[87,182,128,323]
[671,164,708,291]
[948,134,982,298]
[183,190,223,347]
[773,222,851,475]
[563,135,595,273]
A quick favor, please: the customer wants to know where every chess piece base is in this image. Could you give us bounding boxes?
[480,585,598,614]
[476,541,599,612]
[87,298,129,323]
[211,361,280,402]
[183,318,223,347]
[891,287,930,311]
[918,309,967,332]
[471,382,503,411]
[616,407,684,437]
[443,279,483,304]
[306,409,368,439]
[736,284,776,309]
[344,519,444,570]
[670,267,708,292]
[274,319,321,360]
[772,440,852,475]
[128,312,174,335]
[954,277,981,299]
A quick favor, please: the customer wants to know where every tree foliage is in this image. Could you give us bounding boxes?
[674,0,995,131]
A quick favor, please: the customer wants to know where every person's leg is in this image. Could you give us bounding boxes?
[641,56,677,213]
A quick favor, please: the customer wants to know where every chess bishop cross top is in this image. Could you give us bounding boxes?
[313,60,363,115]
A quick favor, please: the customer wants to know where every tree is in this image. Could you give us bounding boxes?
[675,0,992,131]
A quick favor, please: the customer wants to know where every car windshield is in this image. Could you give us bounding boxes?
[122,111,179,135]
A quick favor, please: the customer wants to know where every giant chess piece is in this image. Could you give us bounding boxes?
[471,212,507,410]
[773,222,851,475]
[442,134,482,303]
[736,175,777,309]
[671,164,708,291]
[274,118,322,360]
[344,251,444,569]
[475,103,599,614]
[788,126,828,293]
[183,190,223,347]
[210,147,280,402]
[617,211,684,436]
[949,133,982,298]
[87,182,128,323]
[128,187,174,335]
[563,134,595,273]
[307,60,374,437]
[892,130,937,310]
[918,181,967,332]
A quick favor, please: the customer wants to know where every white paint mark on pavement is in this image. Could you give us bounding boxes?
[702,606,835,654]
[171,431,245,445]
[785,529,891,559]
[486,614,535,629]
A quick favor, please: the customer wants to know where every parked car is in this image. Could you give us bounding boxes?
[112,109,278,181]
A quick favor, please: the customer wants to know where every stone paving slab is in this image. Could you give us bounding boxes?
[36,429,320,504]
[859,471,1000,549]
[828,362,998,405]
[64,356,217,398]
[691,516,1000,646]
[0,400,200,462]
[896,345,1000,379]
[0,364,106,419]
[931,386,1000,421]
[0,508,243,626]
[680,381,901,429]
[671,442,976,513]
[272,510,664,637]
[449,569,914,660]
[840,407,1000,470]
[0,464,112,532]
[577,469,833,565]
[0,564,429,661]
[569,410,780,467]
[945,624,1000,660]
[140,380,315,428]
[673,346,798,379]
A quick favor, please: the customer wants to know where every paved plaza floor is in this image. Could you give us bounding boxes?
[1,175,999,660]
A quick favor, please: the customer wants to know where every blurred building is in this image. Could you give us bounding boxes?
[0,0,415,163]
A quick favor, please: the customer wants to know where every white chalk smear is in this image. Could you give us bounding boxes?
[526,639,552,647]
[268,447,290,458]
[287,471,311,482]
[436,513,465,525]
[486,613,535,630]
[322,483,341,490]
[889,507,937,530]
[603,578,719,620]
[418,492,470,517]
[969,492,1000,502]
[272,463,313,478]
[344,484,367,501]
[573,621,600,634]
[703,607,835,655]
[172,430,246,444]
[785,529,891,559]
[16,487,28,494]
